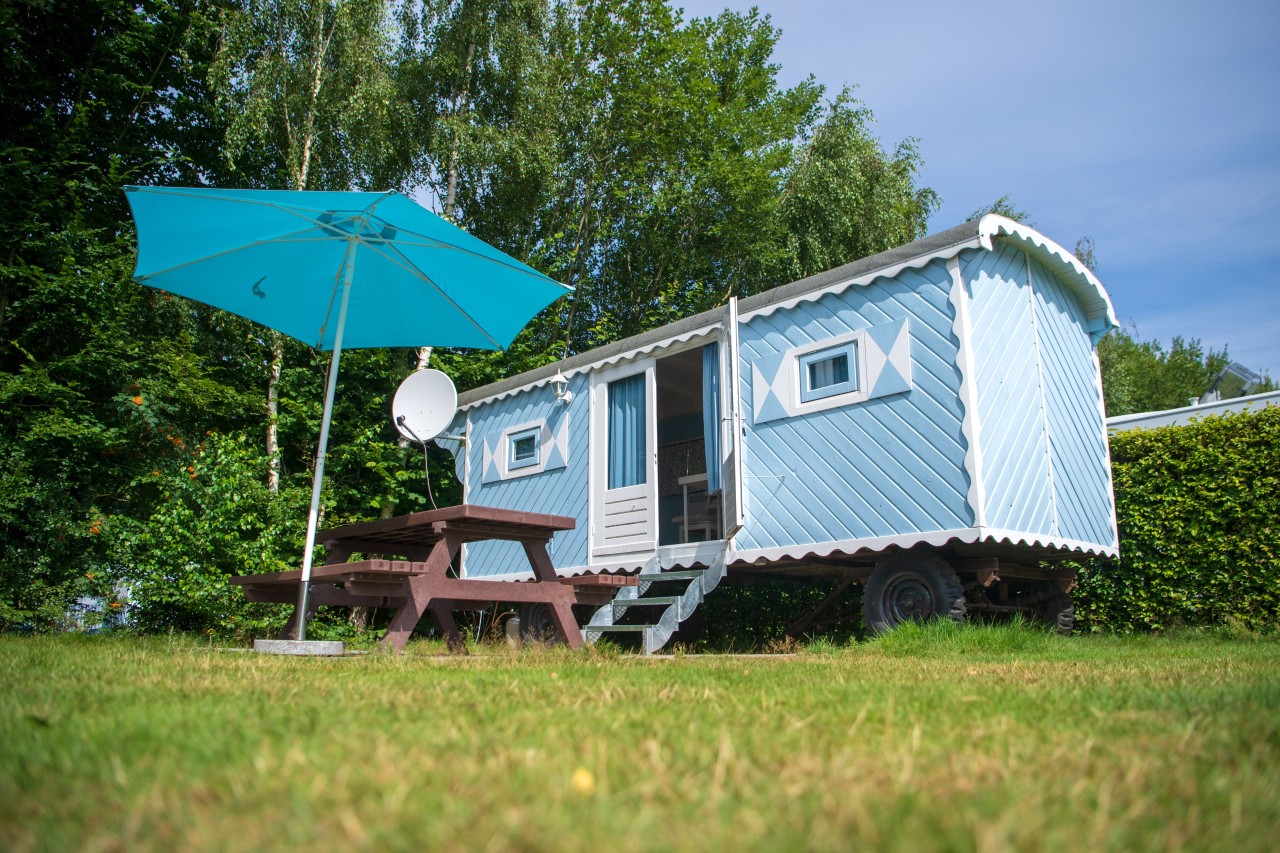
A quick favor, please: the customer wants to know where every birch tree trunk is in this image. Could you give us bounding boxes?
[263,2,335,492]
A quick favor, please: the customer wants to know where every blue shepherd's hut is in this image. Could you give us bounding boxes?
[438,215,1119,651]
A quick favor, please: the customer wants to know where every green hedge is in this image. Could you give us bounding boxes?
[1075,405,1280,632]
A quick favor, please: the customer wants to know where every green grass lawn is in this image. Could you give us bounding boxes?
[2,625,1278,852]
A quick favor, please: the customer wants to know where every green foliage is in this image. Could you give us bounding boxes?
[211,0,407,191]
[403,0,936,361]
[1075,406,1280,632]
[780,89,939,281]
[694,579,863,649]
[0,0,245,628]
[1098,326,1234,416]
[966,194,1029,224]
[103,431,306,636]
[1073,235,1098,272]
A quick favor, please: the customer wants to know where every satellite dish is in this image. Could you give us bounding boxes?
[392,369,457,443]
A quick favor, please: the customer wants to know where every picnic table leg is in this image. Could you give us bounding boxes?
[522,540,584,649]
[381,533,461,653]
[428,603,468,654]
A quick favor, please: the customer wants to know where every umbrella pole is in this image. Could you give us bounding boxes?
[295,247,356,641]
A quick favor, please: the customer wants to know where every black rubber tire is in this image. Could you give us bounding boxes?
[1036,586,1075,636]
[519,603,561,644]
[863,551,966,635]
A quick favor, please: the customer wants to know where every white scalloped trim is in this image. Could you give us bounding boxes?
[458,219,1115,412]
[738,218,1117,333]
[978,214,1118,329]
[466,528,1115,581]
[948,256,988,530]
[728,527,1117,566]
[457,324,722,410]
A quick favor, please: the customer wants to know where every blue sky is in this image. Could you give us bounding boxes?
[678,0,1280,377]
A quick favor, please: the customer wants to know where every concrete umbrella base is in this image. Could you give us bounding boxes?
[253,639,346,656]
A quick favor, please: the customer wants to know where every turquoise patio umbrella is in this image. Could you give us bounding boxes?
[126,186,571,639]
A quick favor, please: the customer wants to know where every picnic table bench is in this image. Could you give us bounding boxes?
[230,504,633,653]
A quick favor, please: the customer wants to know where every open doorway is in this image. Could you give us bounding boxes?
[656,345,721,545]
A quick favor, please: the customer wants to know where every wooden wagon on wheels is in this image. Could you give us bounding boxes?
[233,215,1117,652]
[433,215,1118,651]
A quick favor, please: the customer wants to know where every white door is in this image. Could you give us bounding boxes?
[590,359,657,562]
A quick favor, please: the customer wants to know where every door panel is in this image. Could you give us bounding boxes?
[590,360,657,562]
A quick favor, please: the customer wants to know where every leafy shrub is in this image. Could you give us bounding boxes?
[104,431,308,639]
[1075,406,1280,632]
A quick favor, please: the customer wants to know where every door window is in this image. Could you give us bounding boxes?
[607,373,647,488]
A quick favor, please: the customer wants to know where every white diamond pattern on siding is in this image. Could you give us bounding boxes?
[734,259,973,552]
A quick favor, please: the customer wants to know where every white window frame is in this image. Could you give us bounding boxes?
[786,329,870,415]
[798,340,859,403]
[507,427,540,470]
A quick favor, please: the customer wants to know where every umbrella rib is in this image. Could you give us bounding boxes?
[133,223,334,281]
[351,189,570,289]
[362,240,506,350]
[366,226,570,288]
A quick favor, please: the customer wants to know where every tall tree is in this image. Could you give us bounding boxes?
[395,0,551,372]
[0,0,242,627]
[779,88,938,281]
[211,0,406,490]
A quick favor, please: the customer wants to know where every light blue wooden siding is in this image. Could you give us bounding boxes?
[964,243,1113,546]
[1027,257,1115,545]
[735,259,973,552]
[963,244,1056,536]
[460,373,589,577]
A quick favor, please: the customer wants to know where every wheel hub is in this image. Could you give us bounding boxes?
[886,577,934,623]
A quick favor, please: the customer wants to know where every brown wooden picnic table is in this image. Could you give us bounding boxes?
[231,505,629,653]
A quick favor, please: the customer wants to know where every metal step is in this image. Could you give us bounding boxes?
[614,595,681,609]
[637,570,704,582]
[584,546,732,654]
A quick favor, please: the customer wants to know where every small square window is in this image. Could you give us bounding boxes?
[798,343,858,403]
[508,429,540,469]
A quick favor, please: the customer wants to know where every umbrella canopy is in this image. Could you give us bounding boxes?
[126,186,568,351]
[126,186,571,642]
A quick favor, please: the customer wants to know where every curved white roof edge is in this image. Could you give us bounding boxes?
[978,214,1119,332]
